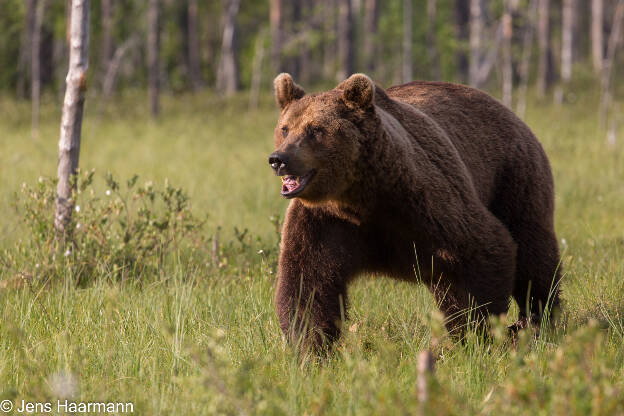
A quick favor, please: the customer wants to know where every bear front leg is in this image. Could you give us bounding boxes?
[275,201,364,351]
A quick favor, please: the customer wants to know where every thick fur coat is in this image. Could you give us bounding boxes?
[269,73,561,348]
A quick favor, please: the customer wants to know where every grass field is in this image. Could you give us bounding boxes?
[1,86,624,415]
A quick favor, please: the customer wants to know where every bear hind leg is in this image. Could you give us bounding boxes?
[511,225,562,325]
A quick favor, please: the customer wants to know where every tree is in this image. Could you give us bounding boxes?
[216,0,240,95]
[599,0,624,131]
[147,0,160,117]
[31,0,46,139]
[502,0,513,108]
[249,28,267,110]
[363,0,379,74]
[455,0,470,83]
[55,0,90,237]
[517,0,538,118]
[270,0,283,74]
[403,0,413,83]
[187,0,203,90]
[469,0,482,87]
[561,0,574,84]
[592,0,604,73]
[427,0,440,80]
[537,0,554,96]
[336,0,353,81]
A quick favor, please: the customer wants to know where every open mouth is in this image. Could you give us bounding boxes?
[280,170,316,198]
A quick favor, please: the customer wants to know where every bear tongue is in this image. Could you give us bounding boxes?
[281,176,299,193]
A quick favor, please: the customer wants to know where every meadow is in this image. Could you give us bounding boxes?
[1,84,623,415]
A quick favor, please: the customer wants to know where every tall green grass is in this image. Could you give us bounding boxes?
[1,88,623,415]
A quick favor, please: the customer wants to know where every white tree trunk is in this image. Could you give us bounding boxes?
[561,0,574,82]
[54,0,90,236]
[98,36,138,115]
[537,0,551,96]
[248,29,266,110]
[592,0,604,74]
[502,0,513,108]
[599,0,624,130]
[469,0,482,87]
[516,0,538,118]
[427,0,440,80]
[216,0,240,96]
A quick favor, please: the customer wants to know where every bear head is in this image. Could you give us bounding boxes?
[269,73,377,203]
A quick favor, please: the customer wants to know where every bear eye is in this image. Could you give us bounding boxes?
[281,126,289,138]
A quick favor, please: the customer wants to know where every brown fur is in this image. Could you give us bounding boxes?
[270,73,562,349]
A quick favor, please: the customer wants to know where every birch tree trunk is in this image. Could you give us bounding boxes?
[147,0,160,117]
[427,0,440,80]
[403,0,413,83]
[502,0,513,108]
[599,0,624,130]
[537,0,553,97]
[32,0,46,140]
[216,0,240,96]
[561,0,574,83]
[592,0,604,74]
[54,0,90,237]
[270,0,283,74]
[337,0,354,81]
[469,0,482,87]
[249,29,266,111]
[455,0,470,83]
[99,36,138,113]
[187,0,203,90]
[363,0,378,74]
[517,0,538,118]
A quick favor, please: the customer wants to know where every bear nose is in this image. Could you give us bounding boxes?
[268,153,288,175]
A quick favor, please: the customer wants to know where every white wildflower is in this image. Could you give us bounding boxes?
[64,249,71,257]
[105,189,111,196]
[75,205,80,212]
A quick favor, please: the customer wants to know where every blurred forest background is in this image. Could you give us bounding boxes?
[0,0,622,136]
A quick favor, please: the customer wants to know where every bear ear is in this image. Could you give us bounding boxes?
[339,73,375,110]
[274,73,305,110]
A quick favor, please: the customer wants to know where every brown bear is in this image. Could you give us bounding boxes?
[268,73,561,348]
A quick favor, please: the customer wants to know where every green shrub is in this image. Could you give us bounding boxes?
[4,170,206,285]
